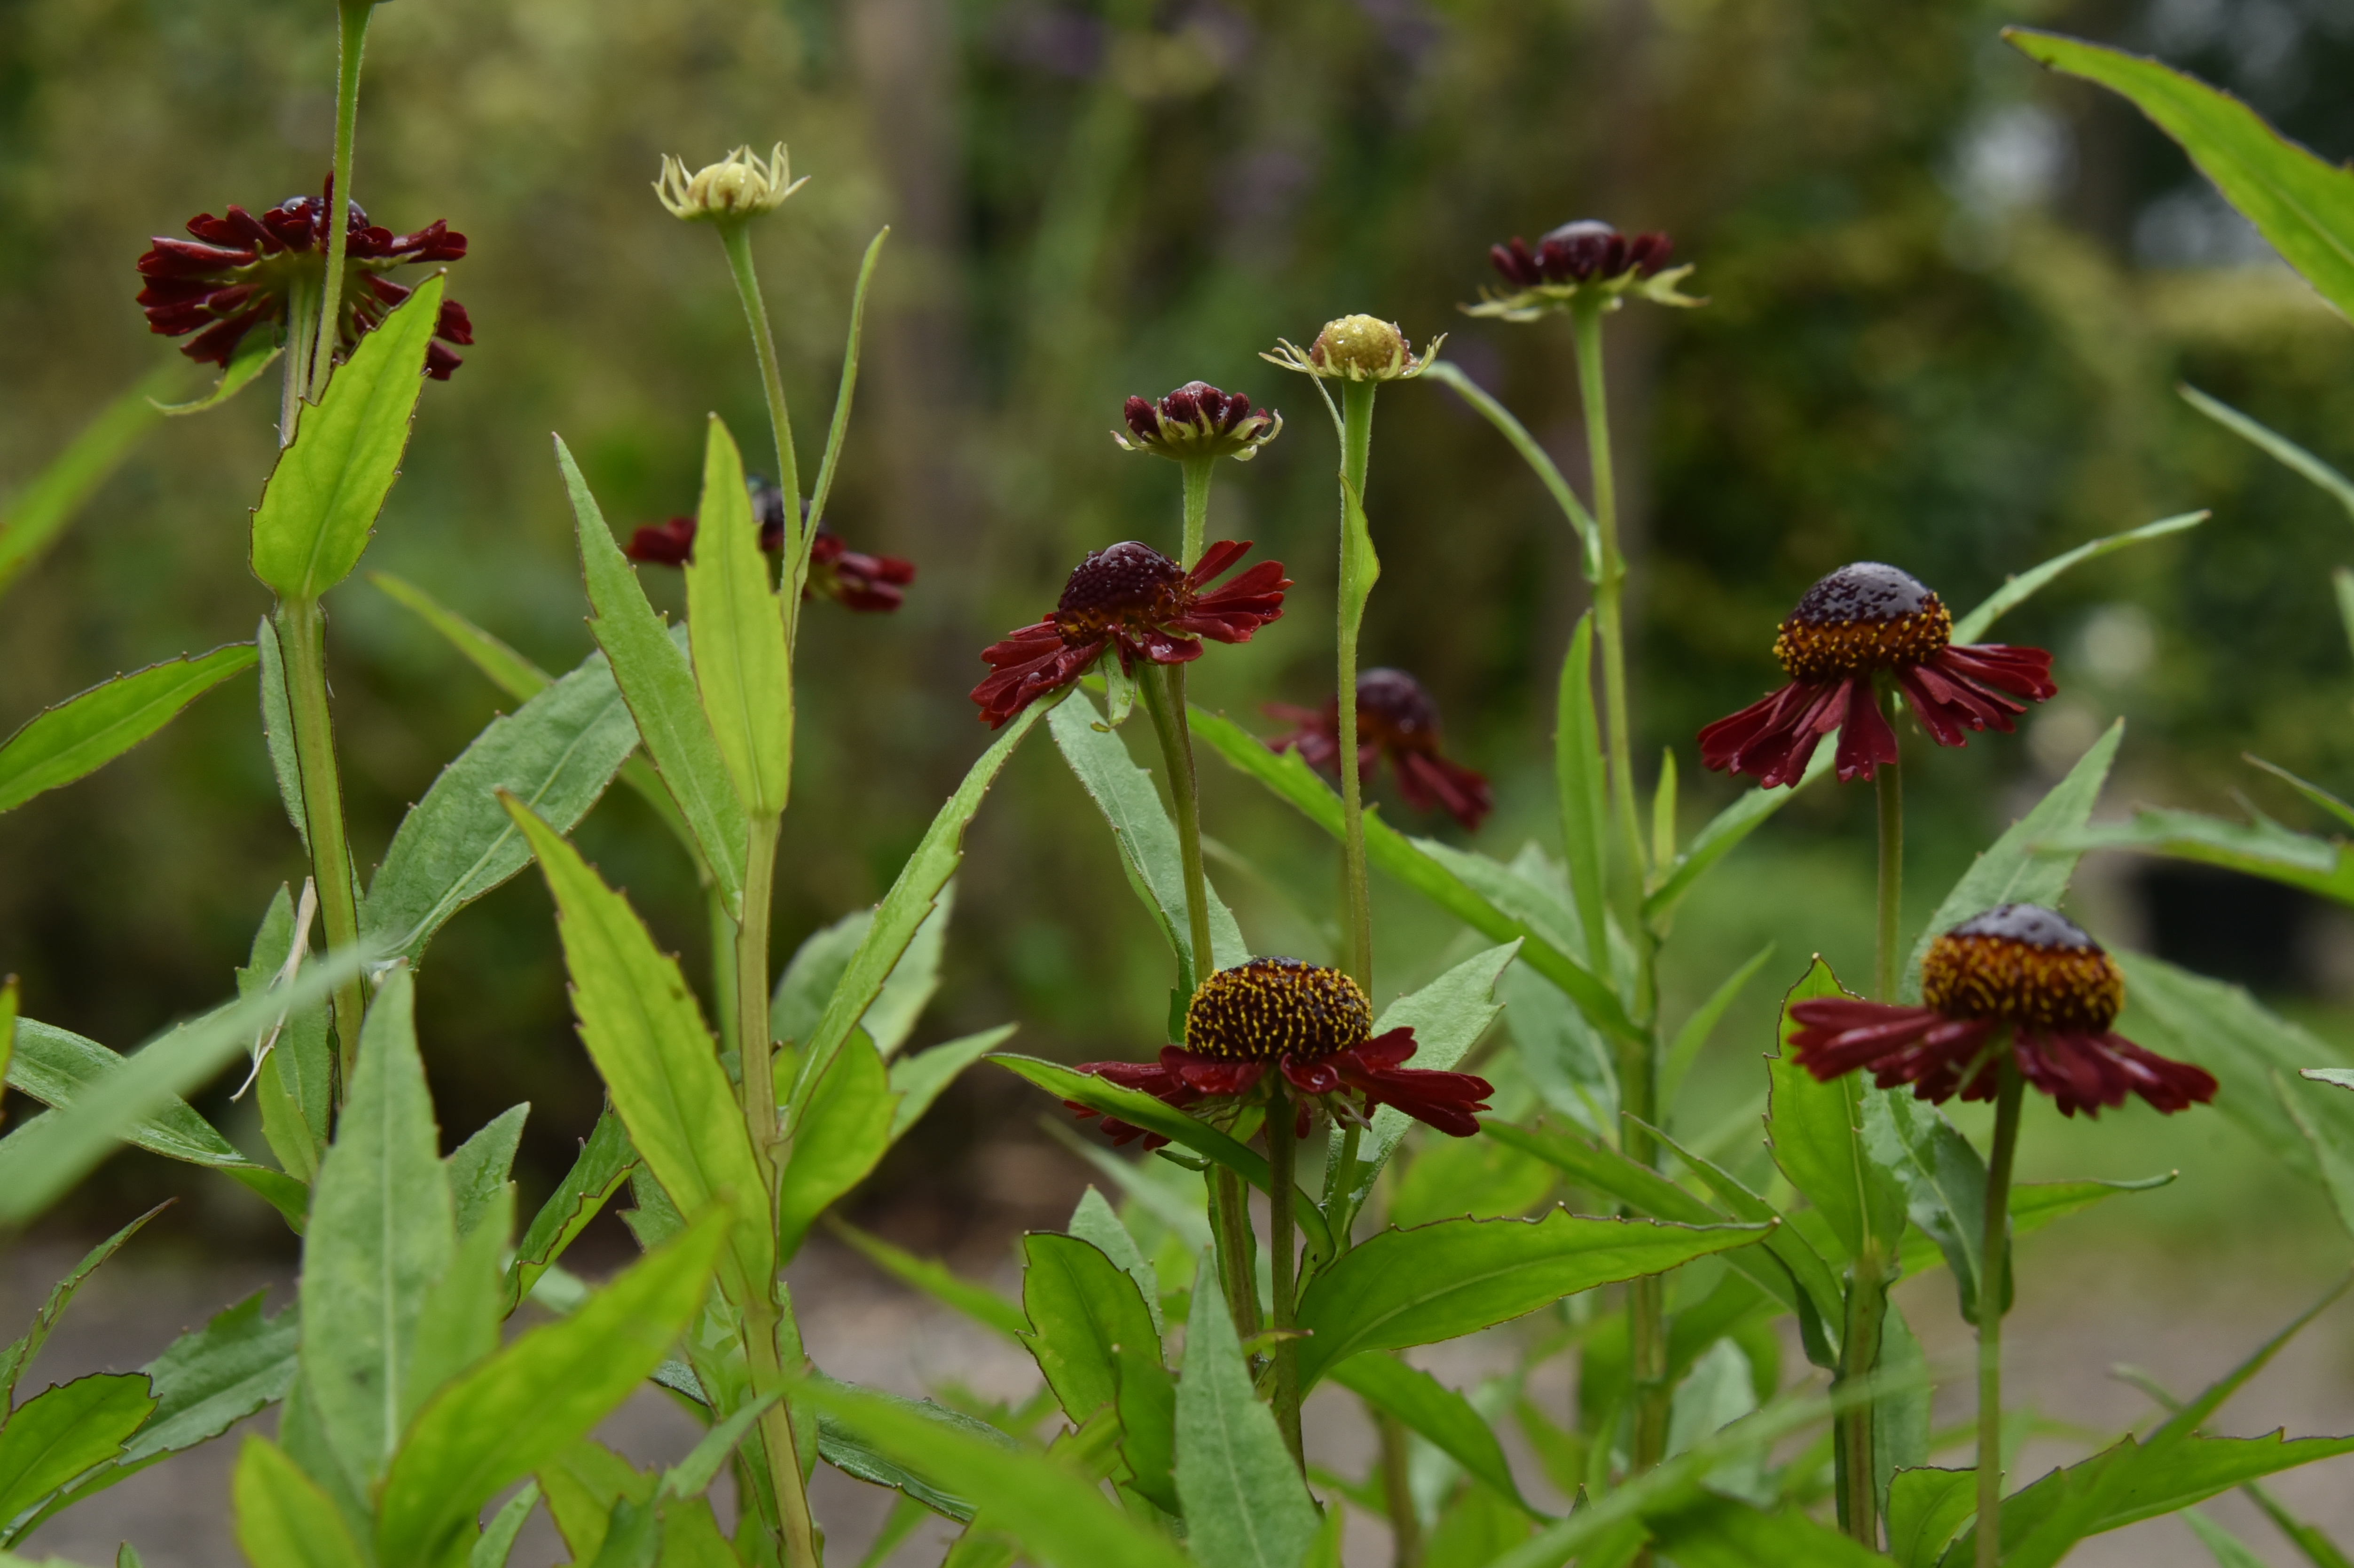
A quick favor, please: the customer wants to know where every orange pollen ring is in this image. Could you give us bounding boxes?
[1773,597,1952,682]
[1920,933,2123,1032]
[1184,958,1373,1063]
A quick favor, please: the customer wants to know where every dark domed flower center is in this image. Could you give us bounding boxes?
[1054,542,1186,643]
[1773,562,1953,682]
[1921,903,2123,1032]
[1357,668,1442,749]
[1185,957,1374,1063]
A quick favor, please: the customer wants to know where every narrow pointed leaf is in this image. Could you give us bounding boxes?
[1950,515,2207,645]
[507,1106,636,1310]
[2052,808,2354,906]
[1645,746,1836,925]
[152,325,278,417]
[0,369,169,601]
[1766,959,1906,1262]
[237,886,330,1186]
[0,1206,162,1407]
[827,1221,1028,1340]
[1018,1233,1160,1426]
[231,1437,368,1568]
[887,1026,1015,1142]
[1556,615,1608,972]
[255,616,309,853]
[814,1379,1014,1525]
[0,1374,153,1520]
[446,1105,528,1241]
[368,570,553,701]
[682,416,791,813]
[1067,1186,1161,1335]
[0,645,256,814]
[1329,1353,1542,1515]
[1175,1252,1320,1568]
[777,1036,897,1259]
[2179,387,2354,522]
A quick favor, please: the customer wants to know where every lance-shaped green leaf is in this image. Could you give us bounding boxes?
[152,322,279,418]
[812,1375,1016,1523]
[2006,30,2354,322]
[0,1374,155,1525]
[238,885,330,1187]
[0,367,174,601]
[1892,1175,2174,1283]
[887,1026,1015,1142]
[777,1036,898,1259]
[0,1207,161,1405]
[682,416,791,814]
[255,616,309,853]
[0,645,256,815]
[993,1053,1332,1257]
[1018,1233,1160,1427]
[1949,515,2207,646]
[1330,1353,1541,1515]
[1292,1211,1769,1391]
[232,1436,367,1568]
[2178,387,2354,523]
[1175,1251,1320,1568]
[1555,615,1609,971]
[797,1377,1193,1568]
[507,1107,636,1310]
[1904,719,2121,997]
[446,1106,527,1241]
[368,570,554,702]
[1860,1087,2001,1323]
[1647,1495,1888,1568]
[1190,705,1642,1045]
[362,649,640,964]
[828,1221,1028,1340]
[502,794,772,1301]
[1645,746,1835,927]
[473,1482,540,1568]
[374,1213,726,1568]
[1049,691,1248,991]
[1423,361,1599,572]
[298,968,454,1487]
[789,700,1052,1108]
[1067,1186,1161,1335]
[557,436,746,917]
[1766,959,1906,1263]
[0,978,12,1117]
[1887,1465,1977,1568]
[250,274,445,600]
[2052,808,2354,907]
[2283,1070,2354,1240]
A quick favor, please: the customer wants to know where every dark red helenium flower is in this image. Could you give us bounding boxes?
[1490,219,1673,290]
[136,181,473,378]
[1068,957,1495,1147]
[1265,667,1493,831]
[969,540,1289,728]
[1787,904,2217,1118]
[621,478,915,612]
[1698,563,2056,788]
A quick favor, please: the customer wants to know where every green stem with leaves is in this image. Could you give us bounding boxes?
[720,223,805,614]
[1336,379,1380,993]
[309,0,372,400]
[280,273,322,449]
[1977,1060,2024,1568]
[1837,1249,1890,1546]
[1267,1082,1305,1466]
[274,598,366,1095]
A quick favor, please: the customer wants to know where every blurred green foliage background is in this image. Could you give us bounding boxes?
[5,0,2354,1246]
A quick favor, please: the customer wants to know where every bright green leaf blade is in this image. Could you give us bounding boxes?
[682,416,791,814]
[827,1220,1028,1340]
[1648,1494,1887,1568]
[0,369,170,602]
[0,1374,154,1521]
[556,435,746,918]
[1887,1465,1976,1568]
[1189,705,1643,1044]
[774,909,873,1050]
[661,1388,781,1500]
[1175,1251,1321,1568]
[0,644,256,814]
[2308,1069,2354,1092]
[298,967,455,1488]
[1067,1185,1161,1335]
[1018,1233,1159,1426]
[993,1052,1333,1256]
[796,1377,1193,1568]
[1904,719,2122,997]
[367,570,554,702]
[404,1185,511,1424]
[813,1374,1015,1524]
[777,1036,898,1259]
[2006,29,2354,322]
[2280,1071,2354,1240]
[121,1292,297,1468]
[152,331,279,418]
[361,646,641,964]
[473,1481,541,1568]
[373,1211,728,1568]
[1949,516,2207,646]
[0,978,13,1118]
[2180,386,2354,523]
[250,273,445,600]
[1049,691,1248,990]
[1862,1089,2001,1323]
[1766,958,1907,1262]
[508,1106,636,1310]
[1292,1210,1769,1390]
[804,229,890,544]
[0,1205,162,1407]
[859,885,954,1060]
[5,1022,260,1170]
[1645,746,1835,925]
[791,700,1052,1107]
[237,886,330,1186]
[2053,808,2354,907]
[447,1105,528,1241]
[1329,1353,1541,1515]
[888,1026,1016,1143]
[255,616,309,853]
[1556,615,1609,973]
[503,793,773,1300]
[1501,950,1618,1138]
[2246,756,2354,835]
[1036,1120,1214,1254]
[231,1437,369,1568]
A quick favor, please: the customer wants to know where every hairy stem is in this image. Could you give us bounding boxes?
[274,598,365,1097]
[1211,1167,1262,1345]
[1322,1120,1364,1253]
[1268,1083,1304,1466]
[1180,456,1213,571]
[1337,379,1379,993]
[309,0,372,400]
[737,814,782,1185]
[739,1289,821,1568]
[1875,745,1904,1003]
[1977,1060,2025,1568]
[719,223,805,620]
[1379,1409,1422,1568]
[1570,301,1646,904]
[1836,1249,1890,1546]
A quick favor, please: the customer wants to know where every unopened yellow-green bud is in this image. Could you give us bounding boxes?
[653,143,807,224]
[1260,314,1442,383]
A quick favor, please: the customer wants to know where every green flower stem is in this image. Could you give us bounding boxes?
[1268,1083,1304,1467]
[274,597,366,1094]
[718,223,805,619]
[1322,1120,1364,1253]
[280,272,322,449]
[1211,1166,1263,1346]
[309,0,372,400]
[1569,300,1647,905]
[1378,1409,1423,1568]
[1140,665,1214,984]
[1875,739,1904,1003]
[710,884,741,1069]
[1977,1059,2024,1568]
[1836,1250,1890,1546]
[739,1287,821,1568]
[736,814,783,1184]
[1336,378,1380,994]
[1180,456,1214,570]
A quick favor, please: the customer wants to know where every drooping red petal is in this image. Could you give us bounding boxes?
[1185,538,1253,588]
[971,624,1107,727]
[1832,676,1901,783]
[1698,677,1855,789]
[1391,747,1494,831]
[1332,1029,1491,1137]
[1937,643,2056,700]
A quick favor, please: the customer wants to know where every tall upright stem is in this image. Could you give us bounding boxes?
[737,815,782,1182]
[740,1287,821,1568]
[1875,745,1904,1003]
[1179,457,1213,570]
[1210,1167,1262,1346]
[1141,666,1214,987]
[710,885,742,1071]
[309,0,372,400]
[280,273,322,449]
[1977,1062,2024,1568]
[1336,380,1379,994]
[719,224,805,618]
[1569,302,1645,902]
[1378,1411,1423,1568]
[1836,1248,1890,1546]
[274,598,365,1095]
[1268,1083,1304,1466]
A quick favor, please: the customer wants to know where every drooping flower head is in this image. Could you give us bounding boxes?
[1463,219,1701,321]
[622,476,915,611]
[136,182,473,376]
[1262,314,1444,383]
[969,540,1289,727]
[1265,668,1493,831]
[653,143,807,224]
[1069,957,1495,1146]
[1114,381,1282,462]
[1698,562,2056,788]
[1788,904,2217,1118]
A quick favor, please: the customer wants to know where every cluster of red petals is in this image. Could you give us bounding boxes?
[620,513,915,612]
[1786,996,2217,1118]
[1699,643,2056,788]
[136,183,473,377]
[970,540,1288,728]
[1490,220,1672,289]
[1122,382,1270,444]
[1069,1028,1494,1148]
[1265,667,1492,831]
